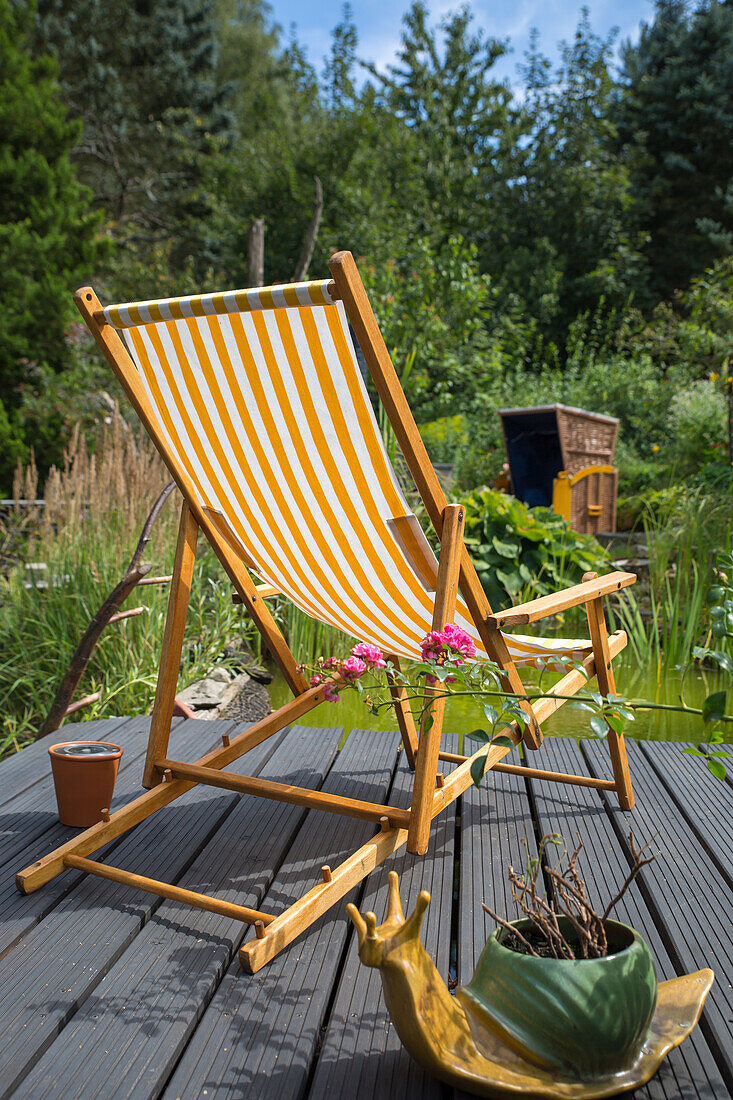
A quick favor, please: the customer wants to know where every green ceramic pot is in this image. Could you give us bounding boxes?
[458,917,658,1077]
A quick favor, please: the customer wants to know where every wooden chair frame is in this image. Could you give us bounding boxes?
[16,252,636,973]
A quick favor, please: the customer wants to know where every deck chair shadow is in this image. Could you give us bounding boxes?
[16,251,636,973]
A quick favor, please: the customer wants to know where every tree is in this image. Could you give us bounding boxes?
[493,12,644,350]
[365,2,514,246]
[0,0,100,491]
[35,0,231,277]
[616,0,733,304]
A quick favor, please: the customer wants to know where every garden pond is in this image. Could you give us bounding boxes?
[269,655,728,746]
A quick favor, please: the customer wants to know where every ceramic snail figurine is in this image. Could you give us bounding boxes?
[347,872,714,1100]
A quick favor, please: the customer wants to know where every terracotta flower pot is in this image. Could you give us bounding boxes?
[49,741,123,827]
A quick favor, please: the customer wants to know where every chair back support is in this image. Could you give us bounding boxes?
[103,277,586,666]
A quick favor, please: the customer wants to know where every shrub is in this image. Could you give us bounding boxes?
[667,380,728,474]
[455,487,610,611]
[419,415,469,466]
[616,485,687,532]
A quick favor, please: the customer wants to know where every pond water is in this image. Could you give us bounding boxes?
[269,654,729,745]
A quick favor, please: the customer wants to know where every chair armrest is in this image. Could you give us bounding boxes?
[487,571,636,629]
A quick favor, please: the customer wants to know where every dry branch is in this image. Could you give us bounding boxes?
[482,832,656,959]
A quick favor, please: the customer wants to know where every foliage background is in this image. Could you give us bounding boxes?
[1,0,732,743]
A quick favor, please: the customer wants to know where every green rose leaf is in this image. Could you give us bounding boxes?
[467,728,491,743]
[707,758,727,780]
[702,691,727,724]
[470,756,487,788]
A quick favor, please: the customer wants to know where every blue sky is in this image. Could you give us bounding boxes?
[268,0,656,85]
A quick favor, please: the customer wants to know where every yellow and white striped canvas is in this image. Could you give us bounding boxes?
[103,278,590,666]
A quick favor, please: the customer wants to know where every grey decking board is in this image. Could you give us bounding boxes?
[451,750,543,1100]
[308,735,460,1100]
[0,718,238,959]
[0,716,134,807]
[14,726,343,1100]
[0,728,730,1100]
[530,737,728,1100]
[0,721,287,1098]
[162,729,401,1100]
[583,737,733,1093]
[637,739,733,887]
[458,748,539,983]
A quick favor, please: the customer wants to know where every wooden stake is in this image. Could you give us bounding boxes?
[385,655,418,769]
[160,759,411,827]
[407,504,464,855]
[321,866,333,883]
[62,856,274,925]
[436,752,616,789]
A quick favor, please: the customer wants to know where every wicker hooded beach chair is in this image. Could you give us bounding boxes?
[17,252,636,972]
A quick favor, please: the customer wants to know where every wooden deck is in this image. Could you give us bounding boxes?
[0,717,730,1099]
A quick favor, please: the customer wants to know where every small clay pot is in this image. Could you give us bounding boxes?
[49,741,123,827]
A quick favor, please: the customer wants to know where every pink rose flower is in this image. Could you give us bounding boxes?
[351,642,387,669]
[420,630,447,663]
[442,623,477,659]
[420,624,477,665]
[341,655,367,681]
[309,674,323,687]
[323,683,341,703]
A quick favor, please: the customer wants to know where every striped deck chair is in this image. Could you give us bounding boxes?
[18,251,636,973]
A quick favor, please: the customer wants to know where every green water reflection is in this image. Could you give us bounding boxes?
[269,655,728,743]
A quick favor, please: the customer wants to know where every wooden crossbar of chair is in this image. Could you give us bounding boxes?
[158,760,412,828]
[17,250,636,974]
[62,855,276,925]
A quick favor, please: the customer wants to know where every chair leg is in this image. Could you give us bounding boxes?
[142,501,198,788]
[584,579,634,810]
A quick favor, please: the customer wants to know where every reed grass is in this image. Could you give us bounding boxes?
[609,489,731,672]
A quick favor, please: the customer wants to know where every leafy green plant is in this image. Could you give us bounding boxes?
[687,551,733,778]
[455,487,609,610]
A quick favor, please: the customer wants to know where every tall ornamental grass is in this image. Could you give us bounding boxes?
[0,418,255,756]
